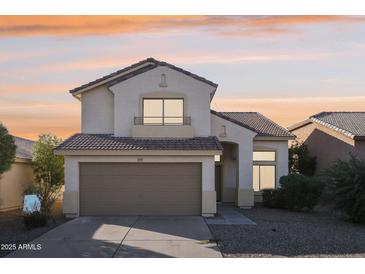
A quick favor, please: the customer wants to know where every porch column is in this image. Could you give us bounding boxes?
[202,157,216,216]
[63,156,79,218]
[237,141,254,208]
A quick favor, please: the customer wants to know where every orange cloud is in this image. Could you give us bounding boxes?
[212,96,365,128]
[0,16,363,37]
[0,83,76,94]
[0,101,80,140]
[2,49,335,80]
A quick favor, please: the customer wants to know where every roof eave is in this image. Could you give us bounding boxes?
[310,117,357,139]
[68,58,218,97]
[287,119,312,131]
[54,149,222,156]
[254,136,295,141]
[211,110,258,134]
[69,61,155,96]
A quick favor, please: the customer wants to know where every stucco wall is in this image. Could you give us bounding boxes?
[63,154,216,217]
[81,85,114,134]
[109,66,214,137]
[253,139,289,186]
[211,113,257,207]
[0,160,33,212]
[291,122,364,173]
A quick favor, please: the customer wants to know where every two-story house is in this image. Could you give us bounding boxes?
[55,58,294,217]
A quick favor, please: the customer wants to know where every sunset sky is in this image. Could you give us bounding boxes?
[1,16,365,140]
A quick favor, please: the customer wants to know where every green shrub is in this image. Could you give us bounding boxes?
[324,155,365,224]
[32,134,64,217]
[23,211,48,229]
[289,141,316,176]
[0,123,16,175]
[279,174,324,211]
[262,189,284,209]
[263,174,324,212]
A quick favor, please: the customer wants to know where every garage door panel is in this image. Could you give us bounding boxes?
[82,204,200,216]
[80,163,201,176]
[79,163,202,215]
[81,191,201,203]
[80,176,200,190]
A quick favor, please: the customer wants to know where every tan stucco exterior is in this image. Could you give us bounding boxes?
[62,60,291,215]
[132,125,194,138]
[211,113,257,208]
[81,85,114,134]
[80,66,215,138]
[0,159,33,212]
[290,122,365,173]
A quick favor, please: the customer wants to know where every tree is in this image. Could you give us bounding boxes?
[31,134,64,217]
[0,123,16,175]
[289,141,316,176]
[324,155,365,224]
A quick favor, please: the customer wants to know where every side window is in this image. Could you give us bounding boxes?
[252,151,276,191]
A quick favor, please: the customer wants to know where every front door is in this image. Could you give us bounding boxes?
[215,165,222,202]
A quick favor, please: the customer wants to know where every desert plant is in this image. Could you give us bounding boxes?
[324,155,365,224]
[0,123,16,175]
[279,174,324,211]
[263,174,324,212]
[31,134,64,217]
[289,141,316,176]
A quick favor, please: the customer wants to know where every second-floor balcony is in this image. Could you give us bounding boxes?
[134,116,191,126]
[132,116,194,138]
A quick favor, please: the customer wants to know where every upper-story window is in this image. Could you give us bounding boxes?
[143,98,184,125]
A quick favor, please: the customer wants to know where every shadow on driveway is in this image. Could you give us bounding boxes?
[7,216,222,258]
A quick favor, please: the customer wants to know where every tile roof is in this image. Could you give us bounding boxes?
[211,110,294,138]
[55,134,223,151]
[310,112,365,139]
[14,136,34,159]
[69,57,218,94]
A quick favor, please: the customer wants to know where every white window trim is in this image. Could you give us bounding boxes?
[253,150,277,191]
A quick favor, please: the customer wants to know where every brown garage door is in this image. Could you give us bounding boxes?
[79,162,202,216]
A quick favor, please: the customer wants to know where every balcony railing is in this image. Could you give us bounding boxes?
[134,116,191,126]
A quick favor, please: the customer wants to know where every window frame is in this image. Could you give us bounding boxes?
[142,98,184,125]
[253,149,277,191]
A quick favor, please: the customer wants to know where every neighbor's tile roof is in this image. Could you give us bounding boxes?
[211,110,294,138]
[55,134,223,151]
[69,57,218,94]
[310,112,365,139]
[14,136,34,159]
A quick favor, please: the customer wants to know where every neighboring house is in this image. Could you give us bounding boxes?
[288,112,365,174]
[55,58,293,217]
[0,136,34,212]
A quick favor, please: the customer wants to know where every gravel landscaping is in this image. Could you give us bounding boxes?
[208,207,365,258]
[0,209,68,257]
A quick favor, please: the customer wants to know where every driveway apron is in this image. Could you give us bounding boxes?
[7,216,222,258]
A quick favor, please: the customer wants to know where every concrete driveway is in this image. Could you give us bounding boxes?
[8,216,222,258]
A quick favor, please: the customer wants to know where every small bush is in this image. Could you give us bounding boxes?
[263,174,324,212]
[262,189,284,209]
[324,155,365,224]
[23,211,48,229]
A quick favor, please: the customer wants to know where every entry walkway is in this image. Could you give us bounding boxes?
[205,204,256,225]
